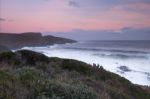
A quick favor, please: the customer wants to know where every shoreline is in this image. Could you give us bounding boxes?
[18,42,150,86]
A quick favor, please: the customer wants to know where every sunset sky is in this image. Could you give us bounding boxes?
[0,0,150,40]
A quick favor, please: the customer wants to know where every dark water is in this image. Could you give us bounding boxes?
[65,40,150,53]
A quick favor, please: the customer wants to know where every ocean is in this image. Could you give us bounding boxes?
[20,40,150,86]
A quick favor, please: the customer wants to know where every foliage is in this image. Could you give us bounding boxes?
[0,50,150,99]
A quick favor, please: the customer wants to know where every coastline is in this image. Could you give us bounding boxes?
[19,41,150,86]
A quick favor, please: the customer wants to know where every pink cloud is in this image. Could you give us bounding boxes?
[0,0,150,33]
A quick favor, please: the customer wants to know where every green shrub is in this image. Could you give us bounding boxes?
[0,68,99,99]
[0,52,14,60]
[17,50,49,65]
[107,89,128,99]
[0,52,20,65]
[61,59,92,75]
[0,70,29,99]
[40,81,99,99]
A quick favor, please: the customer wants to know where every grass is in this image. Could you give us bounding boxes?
[0,50,150,99]
[0,67,98,99]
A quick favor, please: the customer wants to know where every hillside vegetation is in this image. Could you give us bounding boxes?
[0,50,150,99]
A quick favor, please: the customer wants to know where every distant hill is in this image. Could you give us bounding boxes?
[0,50,150,99]
[0,32,76,49]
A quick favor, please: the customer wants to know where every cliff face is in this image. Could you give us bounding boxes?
[0,50,150,99]
[0,32,76,49]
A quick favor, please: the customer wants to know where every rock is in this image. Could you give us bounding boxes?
[118,66,131,72]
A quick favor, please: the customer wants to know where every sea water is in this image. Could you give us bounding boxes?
[21,40,150,86]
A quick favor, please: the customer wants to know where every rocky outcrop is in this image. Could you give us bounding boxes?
[0,32,76,49]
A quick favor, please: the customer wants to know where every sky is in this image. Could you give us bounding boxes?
[0,0,150,40]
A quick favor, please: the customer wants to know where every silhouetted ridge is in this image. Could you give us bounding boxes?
[0,32,76,49]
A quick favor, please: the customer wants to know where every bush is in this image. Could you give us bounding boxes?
[61,59,92,75]
[0,70,29,99]
[0,52,20,65]
[40,81,99,99]
[16,50,49,65]
[0,68,99,99]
